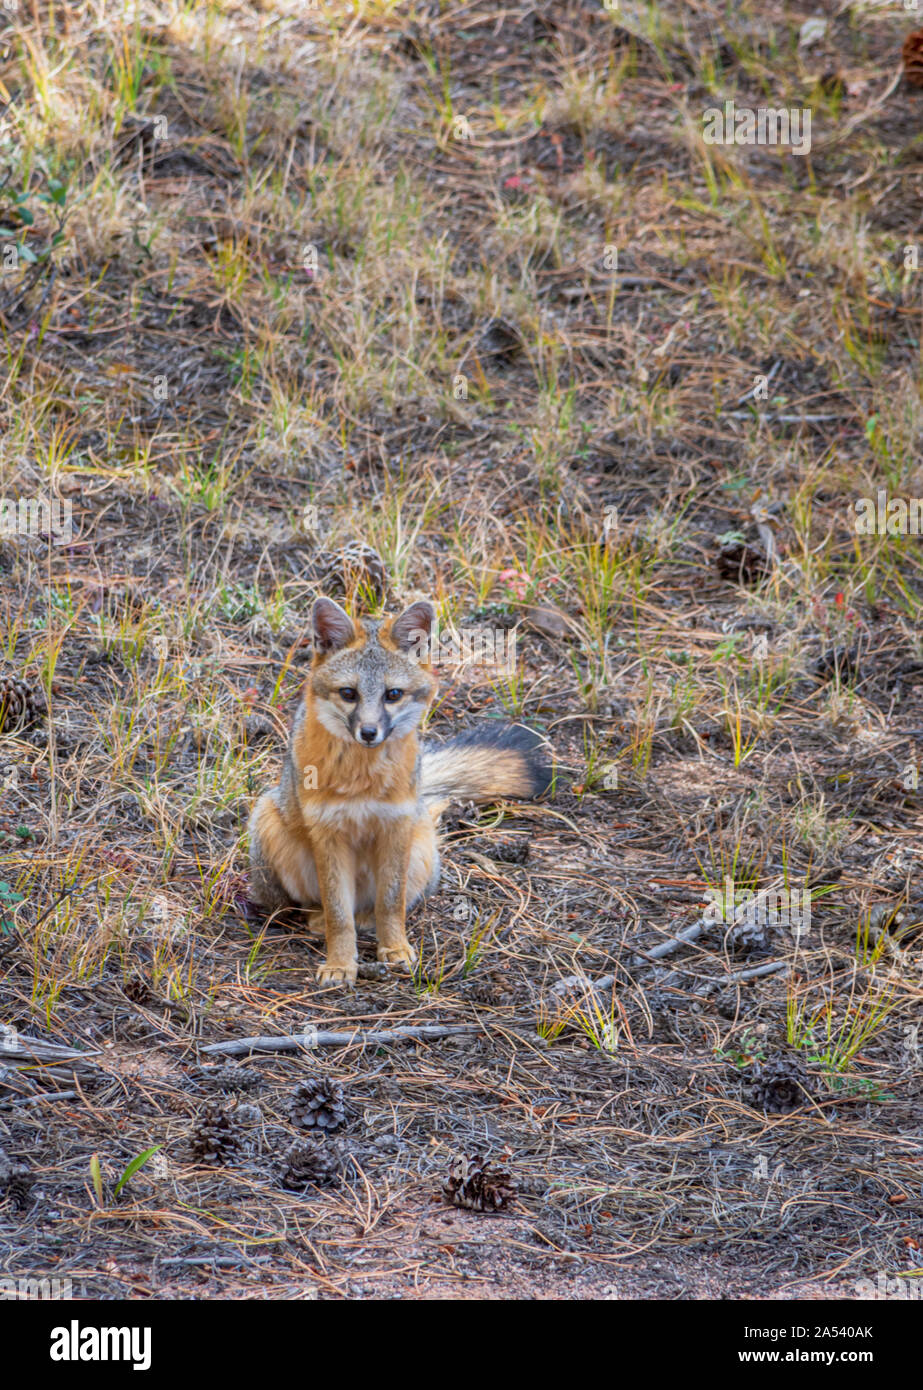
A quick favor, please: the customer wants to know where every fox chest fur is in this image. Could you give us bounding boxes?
[290,701,424,847]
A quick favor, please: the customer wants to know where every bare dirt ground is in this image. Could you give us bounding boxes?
[1,0,922,1301]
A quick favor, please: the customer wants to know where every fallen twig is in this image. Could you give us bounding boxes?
[4,1088,80,1106]
[552,971,617,997]
[641,920,706,961]
[200,1020,535,1057]
[719,960,790,985]
[553,882,794,999]
[0,1024,101,1064]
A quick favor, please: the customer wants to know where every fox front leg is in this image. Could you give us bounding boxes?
[313,840,358,986]
[373,818,417,969]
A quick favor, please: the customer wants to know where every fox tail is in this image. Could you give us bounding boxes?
[421,724,552,818]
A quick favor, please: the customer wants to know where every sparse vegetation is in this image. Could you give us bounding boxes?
[1,0,922,1303]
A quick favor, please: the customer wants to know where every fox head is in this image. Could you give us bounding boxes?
[308,596,437,748]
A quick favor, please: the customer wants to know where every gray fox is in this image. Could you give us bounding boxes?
[248,596,551,984]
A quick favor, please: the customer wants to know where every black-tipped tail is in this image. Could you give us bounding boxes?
[421,723,552,810]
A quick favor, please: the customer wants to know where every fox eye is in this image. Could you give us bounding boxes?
[338,687,358,702]
[384,688,404,702]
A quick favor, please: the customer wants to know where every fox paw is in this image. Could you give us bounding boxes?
[377,943,416,968]
[317,960,357,987]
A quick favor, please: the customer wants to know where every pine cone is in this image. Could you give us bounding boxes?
[123,973,154,1005]
[716,913,771,956]
[903,30,923,88]
[289,1078,346,1132]
[280,1138,343,1191]
[190,1101,240,1165]
[318,543,387,602]
[750,1052,817,1114]
[0,677,43,733]
[201,1064,263,1094]
[443,1152,518,1212]
[467,969,516,1007]
[730,919,771,955]
[467,835,529,865]
[868,901,923,948]
[4,1171,34,1209]
[478,317,524,363]
[0,1147,33,1209]
[716,540,770,586]
[441,800,480,834]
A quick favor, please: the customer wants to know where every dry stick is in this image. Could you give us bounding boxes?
[566,960,790,993]
[0,1028,102,1085]
[643,879,790,963]
[5,1089,79,1106]
[551,972,618,997]
[201,1019,537,1058]
[551,922,708,997]
[641,920,707,961]
[0,1027,101,1062]
[200,962,789,1059]
[553,882,794,997]
[719,960,789,984]
[730,358,782,407]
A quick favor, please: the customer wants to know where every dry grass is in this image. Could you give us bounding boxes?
[1,0,923,1300]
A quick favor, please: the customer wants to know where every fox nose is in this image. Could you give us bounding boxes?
[359,725,379,744]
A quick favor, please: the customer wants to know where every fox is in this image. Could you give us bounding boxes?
[248,595,552,985]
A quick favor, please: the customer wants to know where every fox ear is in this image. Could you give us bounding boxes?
[390,600,436,656]
[312,597,355,654]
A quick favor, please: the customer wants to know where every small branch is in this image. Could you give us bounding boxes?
[4,1089,79,1107]
[548,925,706,996]
[550,919,724,996]
[720,960,789,985]
[552,972,617,997]
[0,1025,101,1065]
[201,1021,509,1057]
[159,1255,273,1270]
[553,888,794,999]
[639,920,706,961]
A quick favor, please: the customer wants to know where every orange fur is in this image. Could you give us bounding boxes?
[249,597,550,985]
[249,605,439,984]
